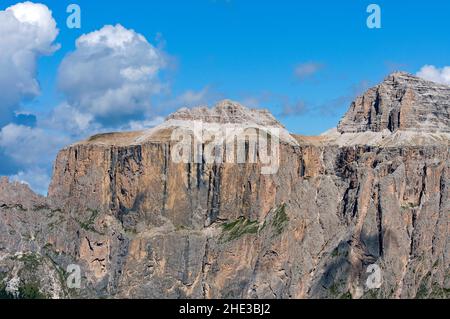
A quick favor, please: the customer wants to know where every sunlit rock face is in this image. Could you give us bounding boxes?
[0,73,449,299]
[338,72,450,133]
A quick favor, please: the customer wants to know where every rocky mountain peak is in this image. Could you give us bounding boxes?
[166,99,283,127]
[388,71,421,81]
[338,71,450,133]
[1,73,449,300]
[0,177,44,209]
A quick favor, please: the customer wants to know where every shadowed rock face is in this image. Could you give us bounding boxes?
[0,73,449,299]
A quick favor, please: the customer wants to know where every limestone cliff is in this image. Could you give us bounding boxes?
[0,73,449,299]
[338,72,450,133]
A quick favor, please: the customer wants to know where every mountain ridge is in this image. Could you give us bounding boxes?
[0,72,448,299]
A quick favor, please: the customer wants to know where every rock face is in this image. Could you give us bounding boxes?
[338,72,450,133]
[167,99,283,127]
[0,73,449,299]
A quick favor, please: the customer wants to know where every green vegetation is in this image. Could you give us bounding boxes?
[415,272,432,299]
[18,282,46,299]
[331,246,349,258]
[0,282,46,299]
[363,289,379,299]
[328,280,354,299]
[417,283,450,299]
[47,256,72,297]
[48,212,67,231]
[88,132,116,142]
[429,282,450,299]
[220,217,260,243]
[0,285,13,299]
[259,220,267,233]
[271,204,289,236]
[219,203,289,243]
[331,248,340,257]
[416,284,428,299]
[416,270,450,299]
[0,277,46,299]
[329,282,341,297]
[43,242,53,250]
[0,254,49,299]
[77,209,100,233]
[0,272,11,299]
[401,202,418,210]
[19,253,41,270]
[340,291,352,299]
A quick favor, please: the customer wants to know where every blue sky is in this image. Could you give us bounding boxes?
[1,0,449,193]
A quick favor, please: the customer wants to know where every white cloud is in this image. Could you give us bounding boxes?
[10,167,51,195]
[5,2,59,53]
[294,62,324,79]
[58,24,167,125]
[45,102,165,138]
[416,65,450,85]
[126,116,165,131]
[45,102,97,136]
[0,19,173,194]
[0,123,70,195]
[0,2,59,123]
[0,123,69,166]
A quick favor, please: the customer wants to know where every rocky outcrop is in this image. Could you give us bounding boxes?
[167,99,283,126]
[0,73,449,299]
[338,72,450,133]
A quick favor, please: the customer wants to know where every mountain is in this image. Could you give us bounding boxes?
[166,99,283,126]
[0,72,448,299]
[338,72,450,133]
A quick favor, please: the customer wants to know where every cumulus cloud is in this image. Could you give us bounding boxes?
[45,102,97,137]
[294,62,324,79]
[0,14,175,194]
[58,24,167,126]
[0,123,71,195]
[10,167,52,195]
[126,117,165,131]
[416,65,450,85]
[0,22,173,194]
[0,123,69,166]
[0,2,59,124]
[0,2,61,194]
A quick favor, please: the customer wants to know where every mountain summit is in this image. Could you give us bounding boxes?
[338,72,450,134]
[167,99,283,127]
